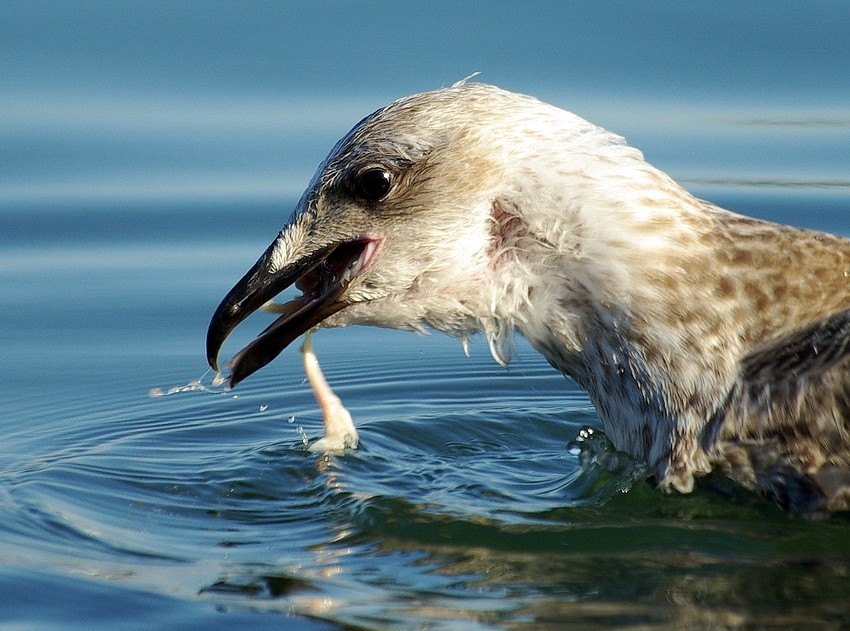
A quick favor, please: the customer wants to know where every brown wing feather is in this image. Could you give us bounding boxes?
[710,310,850,512]
[741,310,850,386]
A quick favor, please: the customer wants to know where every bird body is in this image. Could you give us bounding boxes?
[208,82,850,512]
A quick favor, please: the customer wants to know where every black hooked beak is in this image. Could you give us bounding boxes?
[206,236,380,387]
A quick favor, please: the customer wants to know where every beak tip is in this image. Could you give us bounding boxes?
[206,310,231,375]
[228,365,248,389]
[205,342,220,373]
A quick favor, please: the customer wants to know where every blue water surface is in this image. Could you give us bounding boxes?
[2,2,850,629]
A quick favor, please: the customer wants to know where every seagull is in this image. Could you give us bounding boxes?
[207,82,850,513]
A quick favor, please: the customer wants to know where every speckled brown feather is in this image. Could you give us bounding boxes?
[689,209,850,511]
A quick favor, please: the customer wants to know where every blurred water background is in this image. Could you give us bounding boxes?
[1,2,850,629]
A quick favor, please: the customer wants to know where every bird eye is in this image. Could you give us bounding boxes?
[353,168,392,202]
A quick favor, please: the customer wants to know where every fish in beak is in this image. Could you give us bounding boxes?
[206,233,381,387]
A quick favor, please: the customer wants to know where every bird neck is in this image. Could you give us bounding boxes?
[483,161,728,491]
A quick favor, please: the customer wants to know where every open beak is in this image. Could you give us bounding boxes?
[206,235,381,387]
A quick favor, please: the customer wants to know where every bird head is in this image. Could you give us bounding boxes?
[206,82,642,386]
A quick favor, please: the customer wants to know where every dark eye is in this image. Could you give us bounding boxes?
[353,168,392,202]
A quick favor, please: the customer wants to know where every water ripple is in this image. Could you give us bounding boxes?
[3,327,850,628]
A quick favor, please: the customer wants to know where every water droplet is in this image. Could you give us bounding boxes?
[297,426,309,446]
